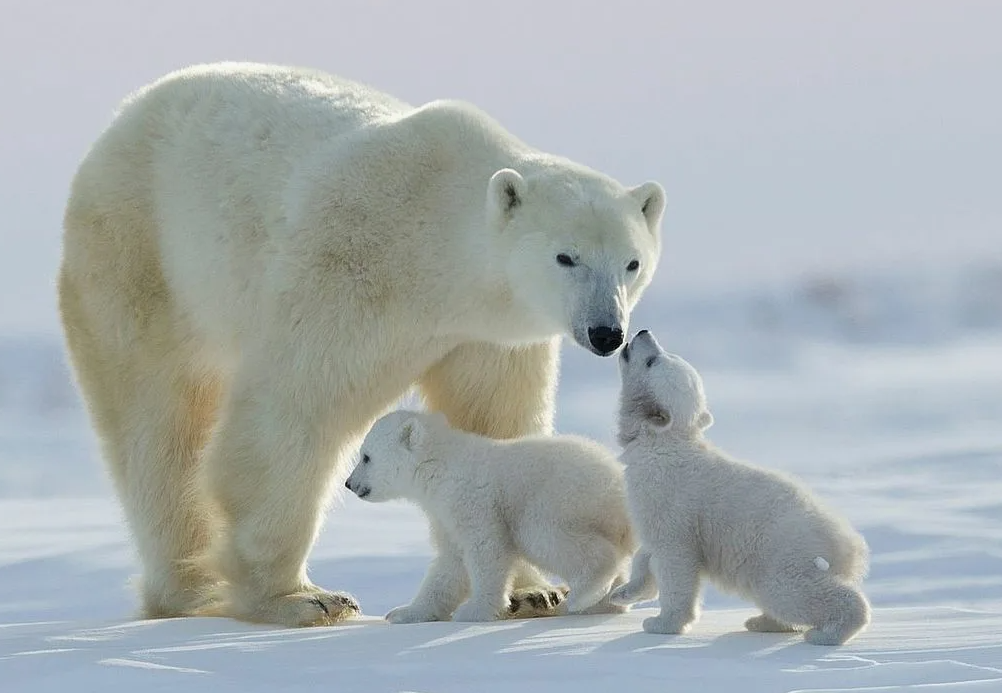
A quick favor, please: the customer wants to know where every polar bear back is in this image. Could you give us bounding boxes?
[74,63,525,355]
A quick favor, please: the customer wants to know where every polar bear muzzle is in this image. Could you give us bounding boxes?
[588,325,625,356]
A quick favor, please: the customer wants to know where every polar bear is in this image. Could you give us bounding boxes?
[610,330,871,646]
[57,62,665,627]
[345,410,635,623]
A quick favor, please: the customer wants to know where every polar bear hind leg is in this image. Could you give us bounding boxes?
[756,571,871,645]
[58,211,222,619]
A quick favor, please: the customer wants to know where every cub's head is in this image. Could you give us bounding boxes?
[345,410,446,502]
[486,166,665,357]
[617,330,713,445]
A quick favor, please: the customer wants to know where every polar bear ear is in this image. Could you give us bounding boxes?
[695,410,714,432]
[487,168,527,225]
[399,417,428,452]
[629,181,666,234]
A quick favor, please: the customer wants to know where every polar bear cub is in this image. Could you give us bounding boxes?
[346,410,635,623]
[610,330,871,646]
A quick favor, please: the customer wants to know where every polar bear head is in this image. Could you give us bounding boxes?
[486,166,665,356]
[345,410,448,503]
[616,329,713,445]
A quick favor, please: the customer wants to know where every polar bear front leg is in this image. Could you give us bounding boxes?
[387,524,470,624]
[202,366,362,628]
[450,530,517,622]
[610,550,659,606]
[420,339,561,615]
[642,546,702,635]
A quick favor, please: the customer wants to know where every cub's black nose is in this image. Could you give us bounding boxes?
[344,479,352,490]
[588,325,624,356]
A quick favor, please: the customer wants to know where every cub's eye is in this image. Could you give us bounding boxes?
[362,454,370,464]
[556,254,576,267]
[627,259,640,272]
[645,356,658,368]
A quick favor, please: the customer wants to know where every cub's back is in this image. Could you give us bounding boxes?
[491,435,626,524]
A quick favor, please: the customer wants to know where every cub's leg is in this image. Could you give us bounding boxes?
[420,339,562,615]
[643,545,702,635]
[450,525,517,623]
[387,522,470,624]
[755,569,871,645]
[610,550,659,606]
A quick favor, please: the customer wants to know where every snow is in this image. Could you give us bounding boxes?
[1,265,1001,692]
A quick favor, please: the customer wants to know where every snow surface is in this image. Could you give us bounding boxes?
[1,266,1001,692]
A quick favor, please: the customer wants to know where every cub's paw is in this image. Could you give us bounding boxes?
[642,613,693,635]
[804,626,854,646]
[609,581,648,607]
[385,604,441,625]
[745,613,797,633]
[505,585,569,619]
[574,596,629,615]
[452,600,502,623]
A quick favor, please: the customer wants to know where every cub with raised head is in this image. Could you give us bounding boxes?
[611,330,871,646]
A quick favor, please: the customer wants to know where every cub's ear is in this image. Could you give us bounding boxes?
[629,181,666,234]
[695,410,714,432]
[641,400,671,429]
[486,168,526,226]
[400,417,428,451]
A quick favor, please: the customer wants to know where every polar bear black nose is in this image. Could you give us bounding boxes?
[344,479,352,490]
[588,326,624,355]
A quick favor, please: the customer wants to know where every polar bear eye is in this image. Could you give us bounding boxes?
[645,356,658,368]
[556,254,576,267]
[627,259,640,272]
[362,454,370,464]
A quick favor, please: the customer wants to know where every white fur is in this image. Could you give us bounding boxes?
[57,62,666,627]
[346,410,636,623]
[610,330,872,646]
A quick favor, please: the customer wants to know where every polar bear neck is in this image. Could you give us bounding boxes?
[621,430,713,467]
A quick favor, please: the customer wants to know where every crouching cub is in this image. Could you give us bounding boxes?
[610,330,871,646]
[346,410,635,623]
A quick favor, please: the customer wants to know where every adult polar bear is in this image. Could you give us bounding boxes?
[58,62,666,627]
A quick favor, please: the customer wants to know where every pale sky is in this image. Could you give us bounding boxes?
[2,0,1000,335]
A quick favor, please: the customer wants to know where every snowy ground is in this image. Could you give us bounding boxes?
[1,266,1001,692]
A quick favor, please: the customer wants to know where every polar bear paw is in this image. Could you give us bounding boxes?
[227,589,360,627]
[609,579,655,607]
[745,613,797,633]
[452,599,505,623]
[505,585,569,619]
[385,603,442,624]
[642,612,694,635]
